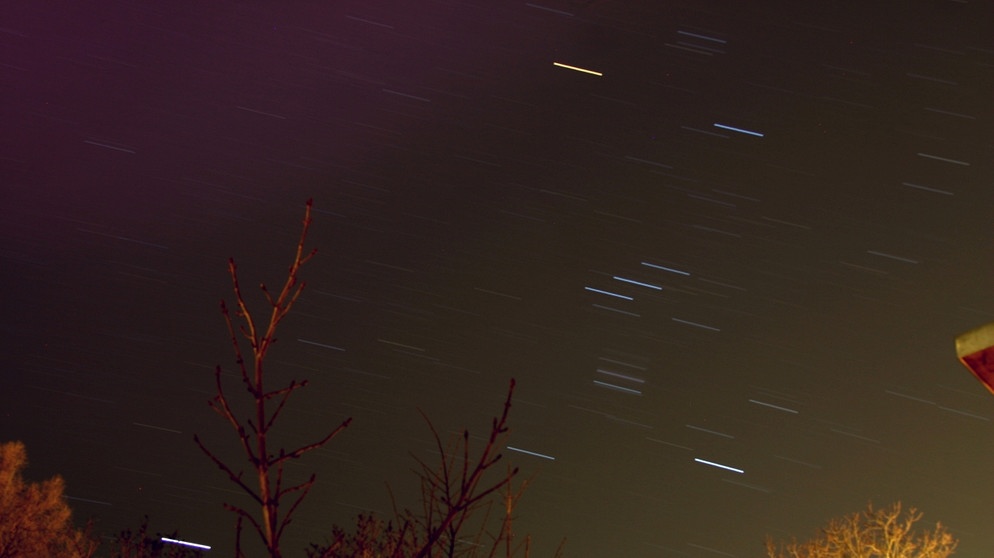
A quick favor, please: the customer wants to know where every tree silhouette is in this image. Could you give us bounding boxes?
[193,199,352,558]
[5,201,560,557]
[765,502,956,558]
[0,440,98,558]
[309,379,565,558]
[404,378,527,558]
[191,200,558,557]
[107,516,204,558]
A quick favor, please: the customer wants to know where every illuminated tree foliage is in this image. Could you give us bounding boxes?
[766,502,957,558]
[0,441,98,558]
[194,199,352,558]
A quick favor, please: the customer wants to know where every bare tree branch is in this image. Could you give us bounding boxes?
[194,199,351,558]
[410,379,519,558]
[304,378,563,558]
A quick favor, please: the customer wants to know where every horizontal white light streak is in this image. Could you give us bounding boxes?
[671,317,720,332]
[646,437,693,451]
[902,182,953,195]
[83,139,137,154]
[377,339,426,352]
[677,30,727,44]
[597,368,645,383]
[916,152,970,166]
[67,496,111,506]
[665,42,715,56]
[613,276,663,290]
[923,107,975,120]
[598,357,647,370]
[624,155,673,169]
[235,105,287,119]
[681,125,728,138]
[867,250,919,264]
[161,537,212,551]
[382,89,431,102]
[591,304,640,317]
[937,406,990,421]
[507,446,556,460]
[713,123,764,137]
[346,15,394,29]
[526,3,574,16]
[585,287,633,300]
[686,424,734,439]
[133,422,182,434]
[298,338,346,351]
[723,478,771,493]
[553,62,603,76]
[775,455,823,469]
[748,399,799,414]
[594,380,643,395]
[906,72,957,85]
[641,262,691,275]
[694,458,744,474]
[885,390,936,406]
[830,429,879,444]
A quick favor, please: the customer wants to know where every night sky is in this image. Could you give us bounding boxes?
[2,1,993,556]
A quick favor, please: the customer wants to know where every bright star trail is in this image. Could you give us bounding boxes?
[594,380,643,395]
[712,123,765,137]
[2,2,991,558]
[161,537,212,551]
[507,446,557,461]
[585,287,634,300]
[552,62,603,76]
[641,262,692,275]
[613,276,664,290]
[694,458,745,474]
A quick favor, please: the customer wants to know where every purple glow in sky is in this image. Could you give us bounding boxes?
[2,1,993,556]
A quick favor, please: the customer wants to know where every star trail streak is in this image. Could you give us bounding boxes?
[748,400,799,414]
[712,123,764,137]
[677,30,727,44]
[507,446,556,460]
[594,380,643,395]
[597,369,646,383]
[162,538,212,551]
[694,459,744,474]
[592,304,640,317]
[585,287,634,300]
[552,62,603,76]
[641,262,691,275]
[613,276,663,290]
[671,318,720,331]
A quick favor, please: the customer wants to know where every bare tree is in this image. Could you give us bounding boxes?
[309,379,565,558]
[765,502,957,558]
[0,440,99,558]
[406,378,522,558]
[194,199,352,558]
